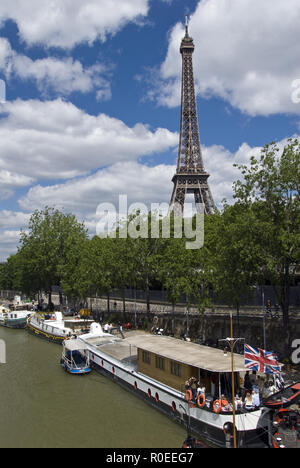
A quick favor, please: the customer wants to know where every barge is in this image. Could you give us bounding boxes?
[78,324,272,448]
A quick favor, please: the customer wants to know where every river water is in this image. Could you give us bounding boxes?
[0,327,186,448]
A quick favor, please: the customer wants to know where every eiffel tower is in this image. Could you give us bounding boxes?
[170,17,216,215]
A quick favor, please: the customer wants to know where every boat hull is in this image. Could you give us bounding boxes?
[27,322,66,344]
[61,362,91,375]
[86,349,269,449]
[0,317,28,329]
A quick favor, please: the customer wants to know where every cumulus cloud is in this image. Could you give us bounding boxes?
[151,0,300,116]
[0,98,178,180]
[0,0,150,49]
[18,161,176,214]
[0,211,31,230]
[0,230,22,260]
[0,170,34,200]
[0,38,112,98]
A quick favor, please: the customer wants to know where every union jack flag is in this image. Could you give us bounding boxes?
[244,344,281,374]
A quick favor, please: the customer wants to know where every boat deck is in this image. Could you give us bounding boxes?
[84,330,145,369]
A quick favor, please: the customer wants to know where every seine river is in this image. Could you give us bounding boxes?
[0,326,186,449]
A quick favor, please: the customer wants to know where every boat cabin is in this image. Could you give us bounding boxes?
[127,334,245,393]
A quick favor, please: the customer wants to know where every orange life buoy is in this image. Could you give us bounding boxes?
[185,390,193,402]
[197,393,206,408]
[213,400,221,414]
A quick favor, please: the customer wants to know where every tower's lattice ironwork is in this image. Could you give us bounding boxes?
[170,18,216,215]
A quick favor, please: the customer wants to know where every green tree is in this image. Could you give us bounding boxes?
[206,205,260,336]
[233,138,300,354]
[18,207,88,307]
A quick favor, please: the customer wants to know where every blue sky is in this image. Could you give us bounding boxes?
[0,0,300,259]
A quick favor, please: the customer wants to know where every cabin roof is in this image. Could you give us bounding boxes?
[125,334,247,373]
[63,339,87,352]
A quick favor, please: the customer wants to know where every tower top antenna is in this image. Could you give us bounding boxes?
[185,14,189,36]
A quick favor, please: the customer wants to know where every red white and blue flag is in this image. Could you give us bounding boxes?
[244,344,281,374]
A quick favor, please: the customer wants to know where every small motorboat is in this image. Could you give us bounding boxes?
[61,339,91,375]
[263,382,300,409]
[271,408,300,448]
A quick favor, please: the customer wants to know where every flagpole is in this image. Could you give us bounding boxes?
[218,315,244,449]
[230,312,237,449]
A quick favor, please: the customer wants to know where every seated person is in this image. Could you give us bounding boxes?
[235,395,243,411]
[244,392,254,410]
[220,395,232,412]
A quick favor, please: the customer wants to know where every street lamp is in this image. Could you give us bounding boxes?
[219,313,245,449]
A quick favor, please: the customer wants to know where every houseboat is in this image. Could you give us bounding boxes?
[27,312,75,343]
[78,325,273,448]
[0,305,34,329]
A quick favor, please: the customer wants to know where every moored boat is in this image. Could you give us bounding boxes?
[271,408,300,448]
[61,339,91,375]
[78,325,274,448]
[263,382,300,410]
[0,305,34,329]
[27,312,75,343]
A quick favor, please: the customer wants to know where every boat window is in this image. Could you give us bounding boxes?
[142,351,151,365]
[170,361,182,377]
[155,356,165,371]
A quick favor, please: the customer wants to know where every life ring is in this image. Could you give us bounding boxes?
[213,400,221,414]
[185,390,193,402]
[197,393,205,408]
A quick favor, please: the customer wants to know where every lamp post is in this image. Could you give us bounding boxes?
[219,313,245,449]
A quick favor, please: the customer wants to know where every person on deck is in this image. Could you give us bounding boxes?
[244,392,253,410]
[252,389,261,408]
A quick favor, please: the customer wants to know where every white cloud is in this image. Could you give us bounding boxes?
[0,38,112,98]
[0,170,34,200]
[0,0,150,49]
[0,230,22,260]
[0,98,178,180]
[152,0,300,116]
[18,161,176,214]
[0,211,31,229]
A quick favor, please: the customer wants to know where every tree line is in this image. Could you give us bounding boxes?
[0,139,299,354]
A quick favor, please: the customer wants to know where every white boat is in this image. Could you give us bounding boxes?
[0,305,34,329]
[27,312,75,343]
[78,324,272,448]
[61,339,92,375]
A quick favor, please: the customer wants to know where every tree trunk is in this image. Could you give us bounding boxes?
[107,293,110,315]
[172,302,175,334]
[281,266,291,358]
[123,289,126,321]
[146,274,150,324]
